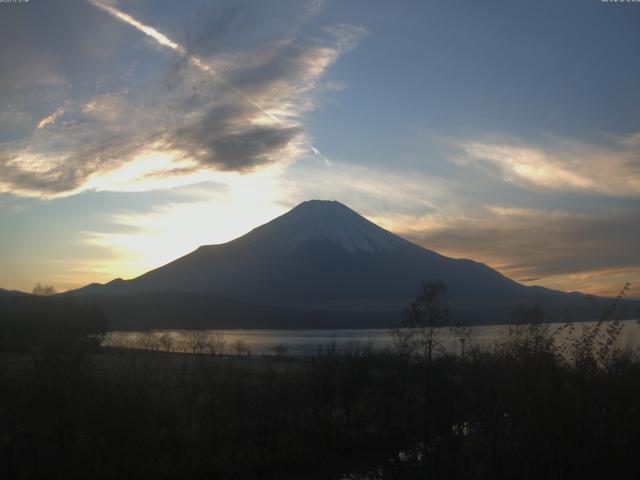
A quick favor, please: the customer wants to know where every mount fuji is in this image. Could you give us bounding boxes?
[70,200,617,329]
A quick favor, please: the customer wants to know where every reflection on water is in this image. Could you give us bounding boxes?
[102,319,640,356]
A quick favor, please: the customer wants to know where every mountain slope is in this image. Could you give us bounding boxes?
[81,201,526,304]
[71,200,623,326]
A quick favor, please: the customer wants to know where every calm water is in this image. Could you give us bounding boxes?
[103,319,640,356]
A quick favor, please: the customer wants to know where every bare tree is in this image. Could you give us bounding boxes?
[392,280,450,362]
[159,333,174,352]
[450,323,474,358]
[140,332,160,351]
[185,330,208,355]
[207,332,226,356]
[32,283,56,296]
[232,339,247,356]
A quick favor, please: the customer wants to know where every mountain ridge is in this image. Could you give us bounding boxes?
[66,200,633,327]
[73,199,525,302]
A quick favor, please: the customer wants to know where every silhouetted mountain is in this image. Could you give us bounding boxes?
[70,200,635,328]
[0,288,28,297]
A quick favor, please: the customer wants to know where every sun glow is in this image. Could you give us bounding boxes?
[463,142,597,191]
[83,166,288,283]
[85,149,206,193]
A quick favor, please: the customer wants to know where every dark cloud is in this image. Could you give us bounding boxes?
[0,90,163,196]
[165,102,301,171]
[173,121,301,171]
[0,161,78,195]
[0,0,360,197]
[402,207,640,282]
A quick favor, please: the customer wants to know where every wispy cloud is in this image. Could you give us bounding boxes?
[36,108,64,130]
[394,204,640,296]
[0,1,364,199]
[278,158,449,217]
[459,134,640,196]
[282,153,640,297]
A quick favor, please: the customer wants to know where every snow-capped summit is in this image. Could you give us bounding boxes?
[241,200,406,254]
[74,199,525,304]
[70,199,600,328]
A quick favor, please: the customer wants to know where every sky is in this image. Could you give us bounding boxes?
[0,0,639,297]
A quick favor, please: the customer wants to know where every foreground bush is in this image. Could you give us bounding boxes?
[0,293,106,353]
[1,283,638,478]
[1,336,640,479]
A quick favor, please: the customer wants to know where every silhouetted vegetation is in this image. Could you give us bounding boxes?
[392,280,450,360]
[32,283,57,296]
[1,284,639,478]
[0,288,106,353]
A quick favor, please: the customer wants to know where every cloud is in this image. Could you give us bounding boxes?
[81,176,287,280]
[0,1,364,198]
[89,0,184,52]
[36,109,65,130]
[0,92,163,197]
[458,135,640,196]
[278,132,640,297]
[278,158,450,217]
[393,205,640,296]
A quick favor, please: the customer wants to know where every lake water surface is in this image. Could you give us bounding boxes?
[103,319,640,356]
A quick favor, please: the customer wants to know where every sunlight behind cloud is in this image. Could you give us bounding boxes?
[83,168,287,282]
[37,108,64,129]
[463,142,597,191]
[85,149,198,192]
[0,1,361,200]
[459,135,640,197]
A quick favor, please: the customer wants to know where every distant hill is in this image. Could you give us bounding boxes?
[69,200,637,329]
[0,288,28,297]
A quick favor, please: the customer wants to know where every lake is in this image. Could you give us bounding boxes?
[103,319,640,356]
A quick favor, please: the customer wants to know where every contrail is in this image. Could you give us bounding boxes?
[88,0,274,120]
[88,0,214,76]
[88,0,328,163]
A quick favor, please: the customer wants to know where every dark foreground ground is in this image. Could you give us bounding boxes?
[2,329,640,480]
